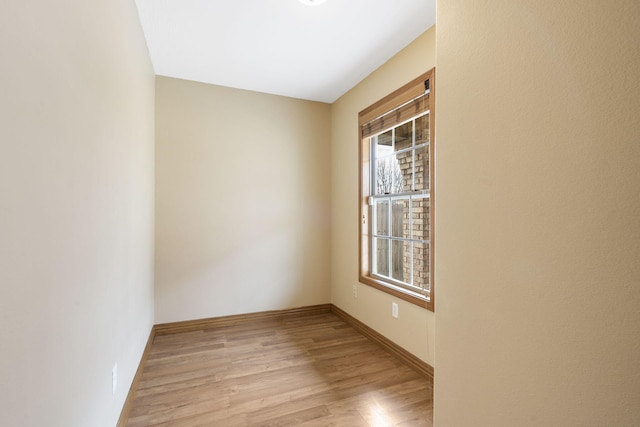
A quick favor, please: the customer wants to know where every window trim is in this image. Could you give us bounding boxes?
[358,68,435,311]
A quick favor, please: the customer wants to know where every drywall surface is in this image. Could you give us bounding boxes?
[435,1,640,425]
[0,1,155,426]
[155,77,332,323]
[330,28,436,366]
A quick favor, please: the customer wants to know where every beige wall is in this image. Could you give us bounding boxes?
[0,1,155,426]
[330,28,436,366]
[435,1,640,425]
[155,77,332,323]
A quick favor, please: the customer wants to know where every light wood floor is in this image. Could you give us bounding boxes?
[125,311,433,426]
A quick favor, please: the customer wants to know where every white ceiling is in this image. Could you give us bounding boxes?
[135,0,436,103]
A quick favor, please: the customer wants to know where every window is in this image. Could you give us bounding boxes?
[359,69,435,311]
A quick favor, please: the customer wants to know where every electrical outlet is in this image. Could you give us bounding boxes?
[352,285,357,299]
[392,302,399,318]
[112,363,118,395]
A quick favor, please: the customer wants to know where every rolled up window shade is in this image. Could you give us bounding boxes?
[361,92,429,139]
[359,69,433,140]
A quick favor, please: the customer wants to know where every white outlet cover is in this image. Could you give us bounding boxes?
[392,302,399,318]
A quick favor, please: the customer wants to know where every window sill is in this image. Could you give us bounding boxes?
[359,275,434,311]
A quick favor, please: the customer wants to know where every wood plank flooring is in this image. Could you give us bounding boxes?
[125,311,433,426]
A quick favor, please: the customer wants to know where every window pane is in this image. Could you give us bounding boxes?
[412,198,430,241]
[394,121,412,151]
[412,241,429,291]
[415,113,429,145]
[375,200,389,236]
[376,129,393,157]
[391,199,409,238]
[414,146,428,192]
[375,157,401,195]
[394,150,413,193]
[391,239,409,283]
[374,238,389,277]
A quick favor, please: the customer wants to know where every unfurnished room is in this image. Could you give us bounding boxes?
[1,1,639,426]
